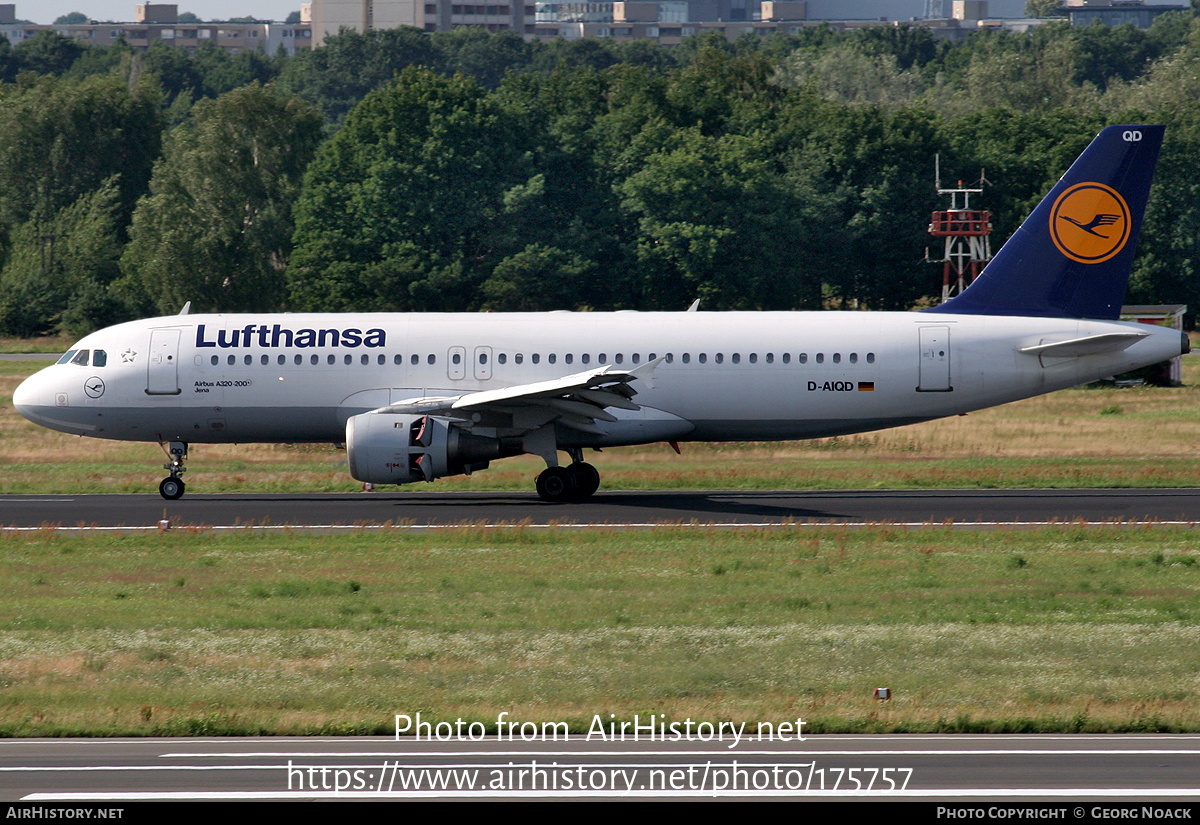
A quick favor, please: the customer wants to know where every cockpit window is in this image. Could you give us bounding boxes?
[92,350,107,368]
[57,350,78,365]
[70,350,90,366]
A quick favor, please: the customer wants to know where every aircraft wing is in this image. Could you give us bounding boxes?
[379,358,664,435]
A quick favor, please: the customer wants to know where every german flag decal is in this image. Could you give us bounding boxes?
[858,382,875,391]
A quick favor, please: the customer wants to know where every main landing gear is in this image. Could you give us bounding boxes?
[158,441,188,500]
[535,449,601,503]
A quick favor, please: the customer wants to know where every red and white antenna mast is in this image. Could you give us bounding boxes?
[928,155,992,302]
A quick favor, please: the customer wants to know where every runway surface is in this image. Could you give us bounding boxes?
[3,734,1200,800]
[0,488,1198,530]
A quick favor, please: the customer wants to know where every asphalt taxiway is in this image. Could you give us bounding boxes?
[3,734,1200,800]
[0,488,1198,530]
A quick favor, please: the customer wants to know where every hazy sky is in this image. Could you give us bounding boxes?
[17,3,300,24]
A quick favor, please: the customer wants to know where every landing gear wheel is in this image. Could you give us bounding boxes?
[158,441,188,500]
[567,462,600,500]
[536,466,576,502]
[159,477,185,500]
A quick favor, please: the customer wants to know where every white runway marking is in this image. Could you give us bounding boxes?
[24,788,1200,799]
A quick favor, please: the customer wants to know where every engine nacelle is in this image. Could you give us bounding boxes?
[346,412,505,485]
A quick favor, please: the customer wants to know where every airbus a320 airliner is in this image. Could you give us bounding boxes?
[13,125,1187,501]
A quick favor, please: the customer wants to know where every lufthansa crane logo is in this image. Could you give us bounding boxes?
[1049,182,1131,264]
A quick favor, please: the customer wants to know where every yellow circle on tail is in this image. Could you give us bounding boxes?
[1049,182,1131,265]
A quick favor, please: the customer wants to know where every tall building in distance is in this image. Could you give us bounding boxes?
[311,0,536,45]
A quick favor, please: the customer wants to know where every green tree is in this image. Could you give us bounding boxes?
[0,72,162,234]
[191,41,277,97]
[278,27,440,122]
[121,84,323,312]
[141,41,205,102]
[1025,0,1066,18]
[0,35,16,83]
[289,68,537,312]
[482,244,598,311]
[54,12,89,25]
[13,30,86,75]
[0,179,125,336]
[432,27,532,89]
[1128,110,1200,309]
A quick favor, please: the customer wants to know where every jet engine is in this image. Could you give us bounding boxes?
[345,412,510,485]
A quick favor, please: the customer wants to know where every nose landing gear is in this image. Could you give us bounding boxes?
[158,441,188,500]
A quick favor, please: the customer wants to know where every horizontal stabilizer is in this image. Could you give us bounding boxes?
[1019,331,1148,357]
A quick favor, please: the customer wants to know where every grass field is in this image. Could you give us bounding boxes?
[1,343,1199,735]
[0,525,1198,736]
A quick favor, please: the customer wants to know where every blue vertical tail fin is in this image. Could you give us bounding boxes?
[926,125,1163,320]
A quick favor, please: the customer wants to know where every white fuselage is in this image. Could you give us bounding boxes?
[13,311,1185,448]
